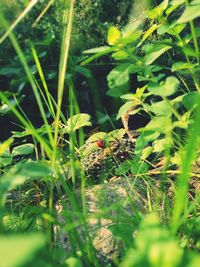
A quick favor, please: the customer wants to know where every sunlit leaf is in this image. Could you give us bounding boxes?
[148,77,179,97]
[138,116,172,133]
[138,24,158,47]
[0,138,13,155]
[145,44,171,65]
[12,143,35,157]
[146,0,169,19]
[107,26,121,45]
[177,0,200,23]
[172,62,197,72]
[66,114,91,133]
[83,46,111,54]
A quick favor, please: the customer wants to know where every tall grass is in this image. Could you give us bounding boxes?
[0,0,199,266]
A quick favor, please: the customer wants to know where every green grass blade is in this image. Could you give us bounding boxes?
[31,44,55,118]
[53,0,75,163]
[0,0,38,45]
[171,100,200,233]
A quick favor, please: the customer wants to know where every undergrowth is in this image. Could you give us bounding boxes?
[0,0,199,267]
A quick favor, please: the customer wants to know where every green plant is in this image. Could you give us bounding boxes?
[0,0,200,266]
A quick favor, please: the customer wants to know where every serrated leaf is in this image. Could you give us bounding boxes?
[66,114,91,133]
[107,128,126,141]
[148,77,179,97]
[107,26,121,45]
[177,0,200,23]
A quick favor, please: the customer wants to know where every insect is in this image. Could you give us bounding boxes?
[97,139,105,148]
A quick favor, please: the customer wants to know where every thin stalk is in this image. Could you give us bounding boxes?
[0,15,55,152]
[171,100,200,233]
[185,0,200,64]
[53,0,75,164]
[32,0,54,28]
[0,0,38,45]
[31,45,55,118]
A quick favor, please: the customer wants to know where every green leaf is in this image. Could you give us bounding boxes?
[141,146,153,160]
[0,67,20,76]
[0,153,13,168]
[138,116,172,133]
[112,50,129,60]
[145,44,171,65]
[66,114,91,133]
[183,92,200,110]
[85,132,107,143]
[108,223,134,246]
[65,257,83,267]
[19,161,53,177]
[158,23,186,35]
[0,234,45,267]
[117,101,139,120]
[138,24,158,47]
[83,46,111,54]
[131,157,149,175]
[171,0,185,5]
[115,160,131,176]
[74,66,91,78]
[172,62,197,72]
[107,26,121,45]
[12,143,35,157]
[149,100,171,116]
[148,77,179,97]
[135,131,160,154]
[177,0,200,23]
[0,138,13,155]
[153,138,173,152]
[146,0,169,19]
[107,63,131,97]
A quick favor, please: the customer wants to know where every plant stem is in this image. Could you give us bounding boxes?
[53,0,75,164]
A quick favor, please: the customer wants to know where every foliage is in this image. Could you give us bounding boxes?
[0,0,199,267]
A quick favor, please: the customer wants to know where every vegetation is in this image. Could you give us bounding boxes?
[0,0,199,266]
